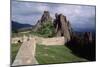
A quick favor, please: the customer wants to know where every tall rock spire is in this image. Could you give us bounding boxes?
[54,13,72,42]
[33,11,52,32]
[41,11,52,22]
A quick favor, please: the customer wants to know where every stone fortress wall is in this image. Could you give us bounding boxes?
[11,35,65,46]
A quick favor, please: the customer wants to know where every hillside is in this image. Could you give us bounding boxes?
[12,21,33,32]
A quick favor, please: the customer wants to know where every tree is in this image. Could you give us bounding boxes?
[37,21,55,37]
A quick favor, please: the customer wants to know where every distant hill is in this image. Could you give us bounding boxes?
[12,21,33,32]
[73,27,96,32]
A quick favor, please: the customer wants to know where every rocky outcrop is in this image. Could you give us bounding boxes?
[83,32,93,43]
[54,13,72,43]
[66,31,95,61]
[41,11,52,22]
[33,11,72,43]
[33,11,52,31]
[33,20,41,32]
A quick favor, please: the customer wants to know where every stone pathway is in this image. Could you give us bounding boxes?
[12,38,38,66]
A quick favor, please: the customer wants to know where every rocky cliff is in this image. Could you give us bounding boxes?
[33,11,72,42]
[33,11,52,32]
[83,32,93,43]
[41,11,52,22]
[54,13,72,42]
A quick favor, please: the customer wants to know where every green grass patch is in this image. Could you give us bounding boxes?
[11,43,21,64]
[30,31,43,37]
[36,44,87,64]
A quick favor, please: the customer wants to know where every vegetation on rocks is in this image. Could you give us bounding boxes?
[36,21,55,37]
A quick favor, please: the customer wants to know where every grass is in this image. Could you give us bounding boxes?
[30,31,43,37]
[36,44,88,64]
[11,43,21,64]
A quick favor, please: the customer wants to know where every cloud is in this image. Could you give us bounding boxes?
[11,1,96,30]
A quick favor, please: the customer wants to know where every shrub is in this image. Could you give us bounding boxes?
[37,21,55,37]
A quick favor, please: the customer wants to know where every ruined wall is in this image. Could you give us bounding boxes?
[11,36,65,46]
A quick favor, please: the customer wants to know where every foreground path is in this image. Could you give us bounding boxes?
[12,38,38,66]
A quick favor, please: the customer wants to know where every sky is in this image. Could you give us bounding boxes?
[11,0,96,31]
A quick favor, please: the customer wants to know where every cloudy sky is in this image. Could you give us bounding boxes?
[11,0,96,31]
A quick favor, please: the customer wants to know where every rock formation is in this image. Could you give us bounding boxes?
[41,11,52,23]
[54,13,72,43]
[33,11,72,43]
[33,11,52,31]
[83,32,93,43]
